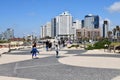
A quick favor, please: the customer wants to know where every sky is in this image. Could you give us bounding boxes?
[0,0,120,37]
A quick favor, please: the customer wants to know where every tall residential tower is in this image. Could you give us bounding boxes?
[55,11,73,38]
[84,14,99,29]
[103,20,109,38]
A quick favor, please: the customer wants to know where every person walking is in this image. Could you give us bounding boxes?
[31,45,39,59]
[58,40,61,49]
[48,42,52,51]
[45,40,49,51]
[55,45,59,58]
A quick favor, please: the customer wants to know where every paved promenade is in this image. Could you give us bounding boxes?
[0,47,120,80]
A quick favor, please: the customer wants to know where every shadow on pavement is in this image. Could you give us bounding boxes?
[76,53,120,58]
[62,49,87,55]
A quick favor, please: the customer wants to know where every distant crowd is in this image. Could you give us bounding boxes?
[31,39,66,58]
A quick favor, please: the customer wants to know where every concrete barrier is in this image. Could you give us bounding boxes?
[0,46,32,56]
[0,48,9,56]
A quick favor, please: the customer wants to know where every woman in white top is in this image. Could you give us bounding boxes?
[55,45,59,58]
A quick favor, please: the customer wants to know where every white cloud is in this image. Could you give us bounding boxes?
[108,1,120,13]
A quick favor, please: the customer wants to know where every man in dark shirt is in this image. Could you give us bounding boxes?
[45,40,49,51]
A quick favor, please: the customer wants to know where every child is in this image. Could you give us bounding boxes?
[31,45,39,59]
[55,45,59,58]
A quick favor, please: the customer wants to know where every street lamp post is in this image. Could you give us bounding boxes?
[84,29,85,48]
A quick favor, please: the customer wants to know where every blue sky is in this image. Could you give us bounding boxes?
[0,0,120,37]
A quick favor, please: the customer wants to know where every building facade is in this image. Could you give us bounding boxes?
[103,20,109,38]
[72,20,81,40]
[40,22,52,38]
[55,11,73,38]
[46,22,52,37]
[40,25,46,38]
[40,12,102,41]
[51,18,56,38]
[81,20,84,28]
[76,28,101,41]
[84,14,99,29]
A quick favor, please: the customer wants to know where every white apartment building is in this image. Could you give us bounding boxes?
[84,14,99,29]
[73,20,82,29]
[41,25,46,38]
[40,22,52,38]
[56,11,73,38]
[103,20,109,38]
[46,22,51,37]
[72,20,82,39]
[51,18,56,38]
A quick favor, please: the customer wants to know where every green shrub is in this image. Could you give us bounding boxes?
[93,39,111,49]
[85,44,94,50]
[0,40,9,43]
[68,46,71,48]
[68,44,79,48]
[86,39,111,50]
[110,42,120,46]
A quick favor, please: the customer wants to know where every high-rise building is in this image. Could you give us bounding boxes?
[40,26,44,38]
[83,14,100,41]
[103,20,109,38]
[51,18,56,38]
[46,22,52,37]
[84,14,99,29]
[40,25,46,38]
[72,20,81,40]
[73,20,81,29]
[81,20,84,28]
[40,22,52,38]
[55,11,73,38]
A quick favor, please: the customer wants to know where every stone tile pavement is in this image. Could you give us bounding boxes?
[0,47,120,80]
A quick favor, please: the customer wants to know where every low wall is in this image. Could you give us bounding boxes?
[0,48,9,55]
[0,45,42,56]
